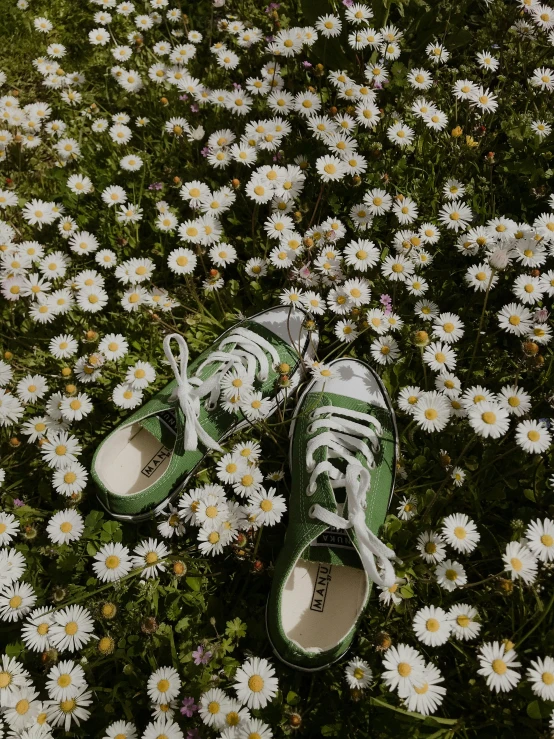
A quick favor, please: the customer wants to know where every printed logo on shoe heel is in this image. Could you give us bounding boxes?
[141,445,171,478]
[310,563,332,612]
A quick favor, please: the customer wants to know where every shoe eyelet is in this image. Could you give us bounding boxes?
[306,482,317,497]
[308,505,316,518]
[307,423,315,434]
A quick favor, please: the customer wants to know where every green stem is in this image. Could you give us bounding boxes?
[515,591,554,648]
[252,525,264,559]
[370,697,459,725]
[467,269,496,379]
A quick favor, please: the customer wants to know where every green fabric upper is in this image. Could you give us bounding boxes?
[267,382,397,671]
[92,317,303,517]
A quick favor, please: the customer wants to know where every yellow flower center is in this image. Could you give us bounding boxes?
[397,662,411,677]
[16,699,30,715]
[57,674,72,688]
[248,674,264,692]
[426,618,440,632]
[510,557,523,571]
[492,659,507,675]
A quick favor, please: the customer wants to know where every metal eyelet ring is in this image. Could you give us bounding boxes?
[308,505,316,518]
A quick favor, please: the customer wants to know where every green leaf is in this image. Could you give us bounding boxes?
[526,700,549,719]
[286,690,300,706]
[186,577,201,591]
[523,488,536,503]
[225,617,247,640]
[86,542,97,556]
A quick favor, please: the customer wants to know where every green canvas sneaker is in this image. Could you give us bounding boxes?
[91,306,316,522]
[267,357,398,671]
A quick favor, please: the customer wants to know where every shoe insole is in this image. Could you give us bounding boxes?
[100,421,173,496]
[281,559,367,652]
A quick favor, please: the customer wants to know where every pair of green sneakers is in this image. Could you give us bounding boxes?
[91,306,398,670]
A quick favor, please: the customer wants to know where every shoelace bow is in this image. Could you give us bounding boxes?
[305,405,397,589]
[163,329,280,452]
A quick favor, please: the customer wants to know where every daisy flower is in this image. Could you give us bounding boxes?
[49,334,78,359]
[435,559,467,591]
[46,686,93,731]
[412,605,452,647]
[234,657,279,710]
[477,641,521,693]
[441,513,480,554]
[147,666,182,705]
[345,657,372,689]
[98,333,128,361]
[52,462,89,496]
[503,541,538,583]
[59,392,93,421]
[246,488,287,526]
[381,643,425,693]
[0,511,20,546]
[0,581,36,621]
[46,509,84,545]
[413,392,451,432]
[93,542,133,582]
[48,605,95,652]
[131,538,169,578]
[448,604,482,641]
[525,518,554,562]
[104,721,138,739]
[0,655,30,703]
[403,662,446,715]
[527,657,554,701]
[46,660,86,702]
[514,419,552,453]
[423,341,457,372]
[417,531,446,563]
[21,606,54,652]
[468,401,510,439]
[0,546,26,584]
[497,385,531,417]
[198,687,230,728]
[126,361,156,390]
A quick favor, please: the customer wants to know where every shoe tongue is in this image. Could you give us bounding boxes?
[137,408,178,448]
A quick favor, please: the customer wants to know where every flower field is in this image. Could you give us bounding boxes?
[1,0,554,736]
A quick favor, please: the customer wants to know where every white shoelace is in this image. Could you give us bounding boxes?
[163,329,281,452]
[305,405,397,589]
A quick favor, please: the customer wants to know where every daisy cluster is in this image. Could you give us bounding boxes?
[179,441,287,556]
[0,0,554,735]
